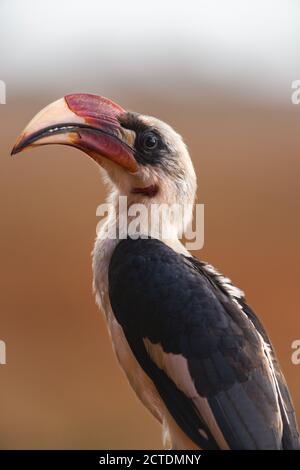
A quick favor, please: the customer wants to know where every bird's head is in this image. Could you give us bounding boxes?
[11,94,197,231]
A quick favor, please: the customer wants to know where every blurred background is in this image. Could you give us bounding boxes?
[0,0,300,449]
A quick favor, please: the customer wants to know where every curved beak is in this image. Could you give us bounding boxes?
[11,94,138,173]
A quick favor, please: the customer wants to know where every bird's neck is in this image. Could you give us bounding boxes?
[97,190,191,255]
[93,189,191,311]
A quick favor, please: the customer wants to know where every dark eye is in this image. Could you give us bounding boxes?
[141,132,159,150]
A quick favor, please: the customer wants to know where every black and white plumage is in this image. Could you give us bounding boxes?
[12,93,300,449]
[109,237,299,449]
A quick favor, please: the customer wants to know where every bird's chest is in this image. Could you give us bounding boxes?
[92,237,165,423]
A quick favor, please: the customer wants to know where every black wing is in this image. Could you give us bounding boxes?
[108,238,300,449]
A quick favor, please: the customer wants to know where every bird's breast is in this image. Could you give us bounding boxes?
[92,236,165,424]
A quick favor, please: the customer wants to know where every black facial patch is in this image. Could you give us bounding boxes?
[119,111,171,167]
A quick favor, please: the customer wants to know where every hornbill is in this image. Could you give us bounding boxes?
[12,94,299,450]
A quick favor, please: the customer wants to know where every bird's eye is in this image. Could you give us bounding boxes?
[141,132,159,150]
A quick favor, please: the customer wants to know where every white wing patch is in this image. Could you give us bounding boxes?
[143,338,230,450]
[231,298,283,438]
[201,263,245,300]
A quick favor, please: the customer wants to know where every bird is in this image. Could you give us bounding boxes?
[11,93,300,450]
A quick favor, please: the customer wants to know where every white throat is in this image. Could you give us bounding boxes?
[93,189,192,311]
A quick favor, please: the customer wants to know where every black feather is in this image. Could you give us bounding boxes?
[109,238,300,449]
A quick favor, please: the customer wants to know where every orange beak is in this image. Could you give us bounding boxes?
[11,93,138,173]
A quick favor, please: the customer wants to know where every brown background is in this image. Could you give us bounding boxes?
[0,92,299,449]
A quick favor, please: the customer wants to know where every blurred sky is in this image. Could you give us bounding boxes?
[1,0,300,103]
